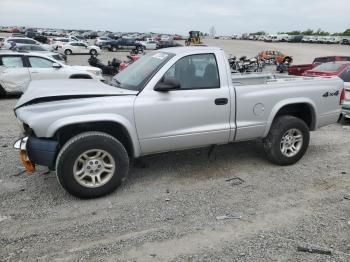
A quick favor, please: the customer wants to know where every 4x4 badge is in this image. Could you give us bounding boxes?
[323,91,339,98]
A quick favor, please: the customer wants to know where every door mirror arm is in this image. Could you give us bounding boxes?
[154,79,181,92]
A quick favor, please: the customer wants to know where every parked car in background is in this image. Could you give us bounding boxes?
[138,39,158,50]
[104,38,144,52]
[288,56,350,76]
[257,51,289,64]
[16,45,67,62]
[303,62,350,120]
[3,37,53,51]
[288,35,304,43]
[342,38,350,45]
[50,37,70,49]
[156,40,182,49]
[58,42,100,55]
[0,51,103,95]
[303,62,350,79]
[94,37,112,47]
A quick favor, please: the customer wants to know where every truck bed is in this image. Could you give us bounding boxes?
[231,73,316,86]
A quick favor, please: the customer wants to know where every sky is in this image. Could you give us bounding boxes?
[0,0,349,35]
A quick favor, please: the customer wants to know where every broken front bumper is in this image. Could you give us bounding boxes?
[13,137,59,171]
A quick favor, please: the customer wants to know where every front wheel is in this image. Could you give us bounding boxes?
[65,49,72,55]
[90,49,97,55]
[56,132,129,198]
[263,115,310,165]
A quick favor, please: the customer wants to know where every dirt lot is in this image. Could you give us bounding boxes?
[0,39,350,261]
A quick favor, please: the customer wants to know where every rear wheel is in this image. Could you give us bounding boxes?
[56,132,129,198]
[111,46,117,52]
[90,49,97,55]
[137,45,144,53]
[65,49,72,55]
[263,115,310,165]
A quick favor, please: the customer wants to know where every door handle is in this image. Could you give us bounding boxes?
[215,98,228,105]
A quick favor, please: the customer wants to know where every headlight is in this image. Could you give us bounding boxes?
[87,69,101,76]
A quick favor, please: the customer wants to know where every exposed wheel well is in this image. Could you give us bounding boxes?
[54,121,134,157]
[69,74,93,79]
[275,103,316,130]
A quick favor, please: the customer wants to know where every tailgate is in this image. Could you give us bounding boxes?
[288,64,315,76]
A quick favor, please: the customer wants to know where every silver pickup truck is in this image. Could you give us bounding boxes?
[14,47,345,198]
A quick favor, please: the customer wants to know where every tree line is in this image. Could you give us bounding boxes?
[248,29,350,36]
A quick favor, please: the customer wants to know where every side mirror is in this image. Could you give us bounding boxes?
[154,78,181,92]
[52,63,62,69]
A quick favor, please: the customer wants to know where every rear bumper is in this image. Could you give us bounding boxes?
[14,136,59,170]
[342,106,350,119]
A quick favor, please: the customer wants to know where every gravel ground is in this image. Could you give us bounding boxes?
[0,37,350,261]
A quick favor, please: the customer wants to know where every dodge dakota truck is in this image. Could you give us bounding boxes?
[13,47,345,198]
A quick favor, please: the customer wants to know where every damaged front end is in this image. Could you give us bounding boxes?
[13,136,59,172]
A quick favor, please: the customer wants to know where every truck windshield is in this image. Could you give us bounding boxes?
[111,52,174,91]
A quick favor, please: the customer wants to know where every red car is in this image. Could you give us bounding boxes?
[288,56,350,76]
[303,61,350,82]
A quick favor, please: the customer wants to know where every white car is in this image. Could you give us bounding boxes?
[94,37,112,47]
[139,39,158,50]
[0,51,103,95]
[50,36,87,50]
[16,45,67,63]
[2,37,53,51]
[58,42,100,55]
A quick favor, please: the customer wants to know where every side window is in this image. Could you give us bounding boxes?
[13,39,25,44]
[163,53,220,89]
[339,65,350,82]
[1,56,24,68]
[28,57,54,68]
[70,43,77,46]
[24,39,36,44]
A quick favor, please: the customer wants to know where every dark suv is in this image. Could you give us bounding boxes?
[104,38,143,52]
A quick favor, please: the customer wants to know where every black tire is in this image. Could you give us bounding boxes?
[65,49,72,55]
[56,132,129,198]
[0,85,7,98]
[90,49,97,55]
[137,45,144,52]
[111,46,117,52]
[263,115,310,166]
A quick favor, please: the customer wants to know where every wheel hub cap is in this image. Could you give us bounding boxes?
[280,128,303,157]
[73,149,116,188]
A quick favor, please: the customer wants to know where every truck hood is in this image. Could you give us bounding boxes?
[15,79,137,109]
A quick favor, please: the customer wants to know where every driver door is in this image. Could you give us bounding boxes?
[26,56,66,80]
[134,53,231,154]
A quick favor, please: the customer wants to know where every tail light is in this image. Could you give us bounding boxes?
[340,87,345,105]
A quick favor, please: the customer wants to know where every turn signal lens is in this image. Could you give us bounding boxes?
[20,151,35,172]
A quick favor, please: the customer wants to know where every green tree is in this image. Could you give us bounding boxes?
[302,29,314,35]
[343,29,350,36]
